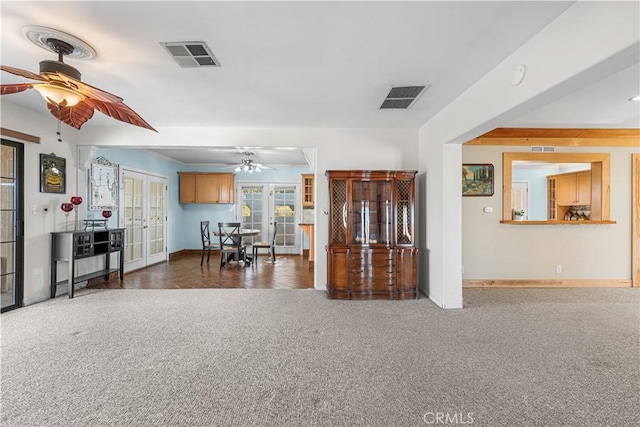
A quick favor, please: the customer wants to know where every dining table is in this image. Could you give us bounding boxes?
[213,228,261,266]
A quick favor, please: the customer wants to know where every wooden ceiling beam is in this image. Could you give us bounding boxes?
[466,128,640,147]
[1,127,40,144]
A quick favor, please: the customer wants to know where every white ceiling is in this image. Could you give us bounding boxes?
[509,63,639,128]
[145,146,310,167]
[1,1,638,166]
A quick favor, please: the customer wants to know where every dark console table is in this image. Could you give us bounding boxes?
[50,228,125,298]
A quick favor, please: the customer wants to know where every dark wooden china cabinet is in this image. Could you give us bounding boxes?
[325,170,418,300]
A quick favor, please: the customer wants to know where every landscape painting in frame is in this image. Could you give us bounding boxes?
[462,164,494,196]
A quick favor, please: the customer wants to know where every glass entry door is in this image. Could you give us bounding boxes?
[240,185,266,246]
[238,182,300,255]
[1,140,23,312]
[120,169,168,272]
[269,184,299,253]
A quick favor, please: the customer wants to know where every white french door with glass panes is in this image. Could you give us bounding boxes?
[237,182,300,254]
[511,181,529,220]
[119,168,168,272]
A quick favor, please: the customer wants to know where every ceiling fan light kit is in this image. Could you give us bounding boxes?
[228,151,273,173]
[0,26,155,132]
[33,83,85,107]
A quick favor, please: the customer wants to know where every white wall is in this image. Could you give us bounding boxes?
[417,1,639,308]
[1,102,81,305]
[463,145,635,280]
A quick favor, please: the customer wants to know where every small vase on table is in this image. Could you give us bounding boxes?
[70,196,83,230]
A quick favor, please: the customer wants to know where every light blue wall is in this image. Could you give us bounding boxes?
[180,164,311,249]
[95,148,312,251]
[95,148,183,252]
[512,169,551,220]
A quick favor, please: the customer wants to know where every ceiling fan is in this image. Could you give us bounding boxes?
[1,26,156,132]
[223,151,276,173]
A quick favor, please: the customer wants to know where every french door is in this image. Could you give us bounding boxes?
[511,181,529,220]
[119,169,168,272]
[1,140,23,312]
[237,182,300,254]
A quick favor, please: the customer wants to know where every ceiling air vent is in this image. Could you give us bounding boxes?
[531,146,556,152]
[380,85,429,109]
[160,41,220,68]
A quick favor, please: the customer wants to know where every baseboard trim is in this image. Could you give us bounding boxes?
[463,279,632,288]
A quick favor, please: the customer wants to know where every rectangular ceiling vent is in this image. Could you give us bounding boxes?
[380,85,429,109]
[160,42,220,68]
[531,146,556,152]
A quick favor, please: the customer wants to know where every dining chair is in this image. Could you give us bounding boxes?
[200,221,220,266]
[217,222,247,270]
[252,221,277,266]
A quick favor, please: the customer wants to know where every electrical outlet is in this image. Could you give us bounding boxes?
[556,265,562,274]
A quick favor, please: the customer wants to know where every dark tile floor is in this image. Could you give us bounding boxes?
[89,253,315,290]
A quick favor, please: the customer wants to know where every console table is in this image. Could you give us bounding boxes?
[50,228,125,298]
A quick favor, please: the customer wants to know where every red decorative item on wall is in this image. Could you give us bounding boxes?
[102,210,112,219]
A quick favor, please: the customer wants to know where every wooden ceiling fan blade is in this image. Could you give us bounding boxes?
[1,83,35,95]
[47,101,95,130]
[1,65,48,81]
[85,98,156,132]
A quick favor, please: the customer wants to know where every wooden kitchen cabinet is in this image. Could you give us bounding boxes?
[552,170,591,206]
[325,170,418,300]
[179,173,196,203]
[178,172,235,204]
[576,172,592,205]
[301,174,314,207]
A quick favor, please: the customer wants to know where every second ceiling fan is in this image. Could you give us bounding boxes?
[224,152,276,173]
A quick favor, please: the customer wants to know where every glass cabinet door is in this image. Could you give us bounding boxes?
[396,178,413,245]
[351,180,393,245]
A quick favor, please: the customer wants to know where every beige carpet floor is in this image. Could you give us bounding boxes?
[1,288,638,426]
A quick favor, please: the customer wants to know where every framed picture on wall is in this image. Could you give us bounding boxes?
[462,163,494,196]
[40,153,66,194]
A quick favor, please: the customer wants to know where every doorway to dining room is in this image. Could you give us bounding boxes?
[119,168,168,273]
[237,182,301,255]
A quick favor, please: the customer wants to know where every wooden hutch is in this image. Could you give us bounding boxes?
[325,170,418,300]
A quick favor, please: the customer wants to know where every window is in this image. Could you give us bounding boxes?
[502,152,614,224]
